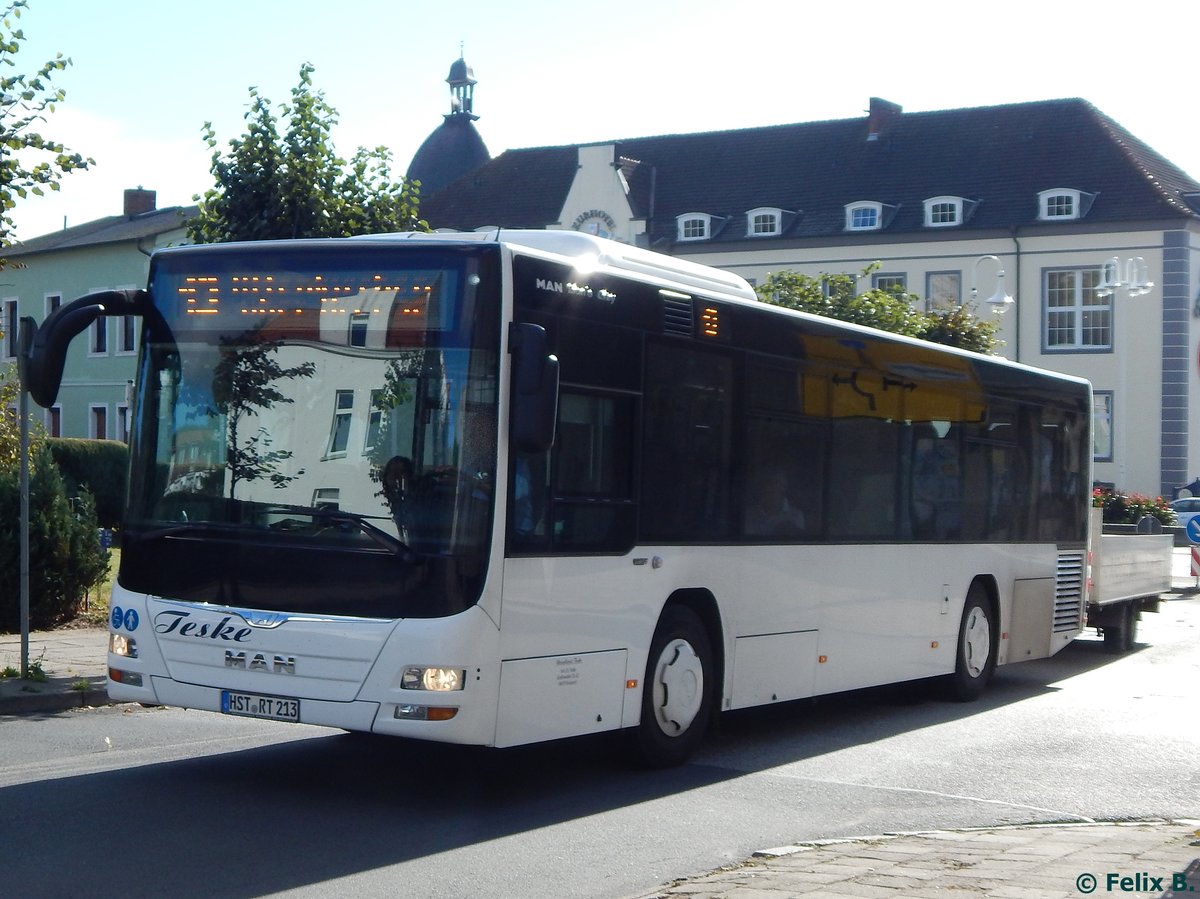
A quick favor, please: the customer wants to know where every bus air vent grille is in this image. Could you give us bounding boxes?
[662,297,694,337]
[1053,550,1086,632]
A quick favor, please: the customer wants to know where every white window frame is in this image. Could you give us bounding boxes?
[676,213,711,242]
[349,312,369,348]
[1093,391,1114,462]
[312,487,340,510]
[90,403,109,440]
[1038,188,1082,221]
[845,202,882,232]
[89,287,109,356]
[45,405,62,438]
[3,298,17,360]
[872,273,907,292]
[44,293,62,319]
[746,207,782,237]
[923,196,963,228]
[1043,267,1112,352]
[117,403,131,443]
[926,271,962,311]
[364,389,383,455]
[325,389,355,458]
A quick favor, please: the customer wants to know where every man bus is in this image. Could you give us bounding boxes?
[23,230,1090,766]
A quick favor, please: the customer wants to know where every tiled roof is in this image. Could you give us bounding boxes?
[420,99,1200,246]
[7,205,197,257]
[421,145,579,229]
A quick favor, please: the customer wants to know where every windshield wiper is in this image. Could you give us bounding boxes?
[264,504,417,559]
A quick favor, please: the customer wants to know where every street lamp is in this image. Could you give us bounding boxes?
[970,255,1014,312]
[1097,257,1155,488]
[1096,256,1154,298]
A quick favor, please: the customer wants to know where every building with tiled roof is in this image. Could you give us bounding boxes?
[422,98,1200,497]
[2,189,196,440]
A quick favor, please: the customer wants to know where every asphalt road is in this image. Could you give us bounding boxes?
[1,597,1197,899]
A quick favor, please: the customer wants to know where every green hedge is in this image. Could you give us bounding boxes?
[0,443,110,631]
[46,438,128,530]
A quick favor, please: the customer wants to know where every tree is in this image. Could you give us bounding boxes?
[0,366,109,630]
[208,336,315,497]
[189,63,427,243]
[757,266,1000,354]
[0,0,91,267]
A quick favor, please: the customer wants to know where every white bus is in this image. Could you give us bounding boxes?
[25,230,1091,766]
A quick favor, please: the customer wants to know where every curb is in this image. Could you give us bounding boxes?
[0,675,111,716]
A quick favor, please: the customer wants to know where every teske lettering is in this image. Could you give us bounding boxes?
[153,610,253,642]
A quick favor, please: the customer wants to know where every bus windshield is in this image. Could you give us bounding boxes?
[121,242,501,618]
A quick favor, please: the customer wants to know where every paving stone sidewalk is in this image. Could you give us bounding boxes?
[631,820,1200,899]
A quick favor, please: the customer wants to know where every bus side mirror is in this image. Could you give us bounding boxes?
[23,289,148,408]
[509,322,559,454]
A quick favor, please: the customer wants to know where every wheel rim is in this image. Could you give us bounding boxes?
[652,638,704,735]
[961,606,991,678]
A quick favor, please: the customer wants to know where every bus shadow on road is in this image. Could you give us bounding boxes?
[0,634,1148,897]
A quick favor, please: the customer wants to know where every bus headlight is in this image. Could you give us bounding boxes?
[401,666,465,692]
[109,633,137,658]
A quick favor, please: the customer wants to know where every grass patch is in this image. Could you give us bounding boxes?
[77,548,120,628]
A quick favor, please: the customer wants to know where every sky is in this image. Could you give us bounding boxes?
[7,0,1199,241]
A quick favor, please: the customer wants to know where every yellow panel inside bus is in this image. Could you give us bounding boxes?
[801,334,986,423]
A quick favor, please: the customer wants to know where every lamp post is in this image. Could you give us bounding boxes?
[970,255,1015,312]
[1096,257,1154,487]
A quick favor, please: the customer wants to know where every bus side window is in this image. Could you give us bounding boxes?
[549,390,635,552]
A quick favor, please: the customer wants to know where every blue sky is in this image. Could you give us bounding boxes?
[8,0,1199,240]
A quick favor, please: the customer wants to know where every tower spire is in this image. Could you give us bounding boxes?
[446,50,478,120]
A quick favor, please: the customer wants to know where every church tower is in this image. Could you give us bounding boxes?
[407,54,491,198]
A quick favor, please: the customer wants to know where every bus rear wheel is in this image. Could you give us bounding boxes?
[945,585,996,702]
[630,606,714,768]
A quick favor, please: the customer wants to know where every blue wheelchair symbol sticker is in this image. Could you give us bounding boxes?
[123,608,139,632]
[111,606,123,630]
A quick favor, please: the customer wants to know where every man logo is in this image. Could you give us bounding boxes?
[224,651,296,675]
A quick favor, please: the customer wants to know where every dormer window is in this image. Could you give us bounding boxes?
[747,207,782,237]
[845,202,883,232]
[924,196,964,228]
[677,213,711,241]
[1038,188,1093,221]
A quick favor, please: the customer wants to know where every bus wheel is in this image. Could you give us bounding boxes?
[1103,602,1137,653]
[946,585,996,702]
[630,606,714,767]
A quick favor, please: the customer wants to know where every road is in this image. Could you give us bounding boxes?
[1,597,1197,899]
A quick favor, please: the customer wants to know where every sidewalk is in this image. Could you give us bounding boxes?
[0,624,109,715]
[631,820,1200,898]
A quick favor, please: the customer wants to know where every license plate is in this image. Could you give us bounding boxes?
[221,690,300,722]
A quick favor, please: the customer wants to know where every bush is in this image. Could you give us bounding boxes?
[0,441,110,631]
[46,438,128,530]
[1092,487,1175,526]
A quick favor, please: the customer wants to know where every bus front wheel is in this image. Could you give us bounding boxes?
[945,585,996,702]
[630,606,714,767]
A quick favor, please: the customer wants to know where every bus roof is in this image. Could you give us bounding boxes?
[353,229,761,303]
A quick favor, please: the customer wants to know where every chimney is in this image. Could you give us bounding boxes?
[866,98,902,141]
[123,188,157,217]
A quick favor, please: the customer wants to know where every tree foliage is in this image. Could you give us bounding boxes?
[756,267,1001,354]
[208,336,315,496]
[0,0,91,266]
[0,368,109,630]
[188,64,428,243]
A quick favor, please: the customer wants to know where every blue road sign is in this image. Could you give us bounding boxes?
[1186,516,1200,544]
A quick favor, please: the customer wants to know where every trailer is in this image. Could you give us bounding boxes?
[1087,509,1173,651]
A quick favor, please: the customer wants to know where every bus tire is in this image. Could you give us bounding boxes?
[630,605,714,768]
[945,585,996,702]
[1103,602,1136,653]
